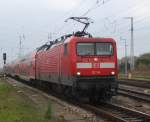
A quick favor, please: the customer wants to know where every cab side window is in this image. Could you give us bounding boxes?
[64,43,68,55]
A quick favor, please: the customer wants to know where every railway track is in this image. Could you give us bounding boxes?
[6,77,150,122]
[118,87,150,102]
[118,79,150,102]
[118,79,150,89]
[83,102,150,122]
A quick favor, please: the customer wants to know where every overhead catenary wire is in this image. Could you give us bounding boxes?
[93,0,150,34]
[81,0,111,17]
[55,0,113,38]
[48,0,150,55]
[52,0,90,37]
[53,0,144,37]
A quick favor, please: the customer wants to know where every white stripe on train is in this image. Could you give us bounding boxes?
[76,62,115,68]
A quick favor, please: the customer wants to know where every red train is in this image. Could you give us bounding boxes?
[5,34,118,101]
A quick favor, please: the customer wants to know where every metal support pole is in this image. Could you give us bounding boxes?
[19,35,22,58]
[131,17,134,70]
[125,17,134,71]
[125,39,128,76]
[120,37,128,77]
[19,34,25,58]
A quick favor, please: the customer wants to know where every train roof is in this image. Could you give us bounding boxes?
[64,36,116,43]
[8,34,116,66]
[36,34,116,52]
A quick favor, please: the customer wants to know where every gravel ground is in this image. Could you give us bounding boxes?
[5,77,150,122]
[5,77,106,122]
[111,95,150,115]
[119,84,150,94]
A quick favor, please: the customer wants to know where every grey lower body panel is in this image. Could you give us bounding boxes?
[73,76,118,96]
[75,76,117,89]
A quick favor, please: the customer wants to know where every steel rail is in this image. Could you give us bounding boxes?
[83,102,150,122]
[118,88,150,103]
[118,79,150,89]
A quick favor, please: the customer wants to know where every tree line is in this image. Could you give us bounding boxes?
[119,53,150,72]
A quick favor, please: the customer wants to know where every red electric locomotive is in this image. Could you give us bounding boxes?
[36,35,117,100]
[5,17,118,101]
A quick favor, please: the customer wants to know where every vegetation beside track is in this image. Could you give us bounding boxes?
[0,78,58,122]
[119,52,150,81]
[118,73,150,81]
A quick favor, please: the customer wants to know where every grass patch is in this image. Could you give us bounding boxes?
[0,79,58,122]
[45,101,52,119]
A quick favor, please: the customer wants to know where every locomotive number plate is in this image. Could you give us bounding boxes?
[92,63,100,68]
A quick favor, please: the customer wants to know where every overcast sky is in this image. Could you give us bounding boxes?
[0,0,150,67]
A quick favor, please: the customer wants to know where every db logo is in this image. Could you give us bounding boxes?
[92,63,100,68]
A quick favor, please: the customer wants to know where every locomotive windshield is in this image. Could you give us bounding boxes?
[77,42,113,56]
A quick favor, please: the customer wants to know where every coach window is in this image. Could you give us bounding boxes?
[64,43,68,55]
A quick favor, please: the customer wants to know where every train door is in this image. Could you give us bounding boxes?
[35,51,43,80]
[60,42,71,85]
[35,52,38,80]
[35,52,40,80]
[58,45,62,83]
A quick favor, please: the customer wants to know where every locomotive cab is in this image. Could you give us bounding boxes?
[70,37,118,100]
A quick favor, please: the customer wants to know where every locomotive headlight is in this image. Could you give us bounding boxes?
[94,58,98,62]
[111,71,115,75]
[77,72,81,76]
